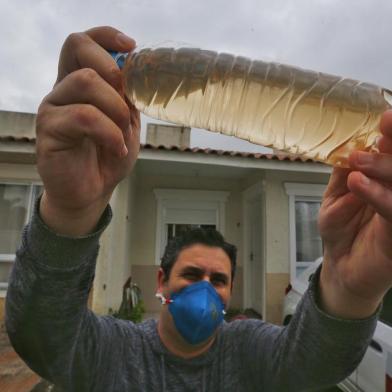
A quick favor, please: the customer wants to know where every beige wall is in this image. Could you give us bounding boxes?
[266,272,290,325]
[262,169,330,322]
[93,175,137,315]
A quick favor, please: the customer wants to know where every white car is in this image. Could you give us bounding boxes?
[282,258,392,392]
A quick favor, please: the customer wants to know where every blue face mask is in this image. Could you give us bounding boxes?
[156,281,226,345]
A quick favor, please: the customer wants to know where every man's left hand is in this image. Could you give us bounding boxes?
[318,110,392,319]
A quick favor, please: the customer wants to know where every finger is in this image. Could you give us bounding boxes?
[129,102,141,135]
[319,191,364,230]
[380,110,392,138]
[122,105,141,159]
[377,135,392,154]
[57,27,136,91]
[347,171,392,222]
[85,26,136,50]
[323,167,351,199]
[37,104,127,158]
[47,68,130,133]
[348,151,392,183]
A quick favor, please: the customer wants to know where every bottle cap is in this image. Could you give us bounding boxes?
[108,50,128,69]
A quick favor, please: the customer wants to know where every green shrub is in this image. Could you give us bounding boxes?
[109,300,145,323]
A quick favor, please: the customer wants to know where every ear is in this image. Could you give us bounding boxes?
[157,268,167,293]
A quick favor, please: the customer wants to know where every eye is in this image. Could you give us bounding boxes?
[183,273,199,281]
[212,277,227,286]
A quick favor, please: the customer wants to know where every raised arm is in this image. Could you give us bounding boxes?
[241,110,392,390]
[5,26,140,390]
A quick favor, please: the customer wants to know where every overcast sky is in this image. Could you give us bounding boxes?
[1,0,392,151]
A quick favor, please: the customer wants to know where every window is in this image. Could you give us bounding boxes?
[284,183,326,282]
[167,224,216,242]
[295,199,323,267]
[154,189,229,264]
[0,183,42,291]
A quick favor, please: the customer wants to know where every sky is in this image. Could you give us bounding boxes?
[1,0,392,151]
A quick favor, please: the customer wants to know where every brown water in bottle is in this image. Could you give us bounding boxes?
[123,47,392,166]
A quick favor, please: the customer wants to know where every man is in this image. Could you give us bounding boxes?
[5,26,392,391]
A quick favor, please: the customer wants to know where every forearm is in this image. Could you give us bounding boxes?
[257,265,379,391]
[40,191,111,237]
[319,259,382,319]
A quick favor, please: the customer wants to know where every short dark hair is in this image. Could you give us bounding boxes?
[160,228,237,282]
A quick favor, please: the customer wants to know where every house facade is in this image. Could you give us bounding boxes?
[0,110,331,325]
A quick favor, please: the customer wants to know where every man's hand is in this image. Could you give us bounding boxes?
[319,110,392,319]
[36,26,140,236]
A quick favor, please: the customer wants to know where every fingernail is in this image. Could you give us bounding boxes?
[356,151,373,165]
[361,174,371,185]
[116,33,136,48]
[120,144,128,157]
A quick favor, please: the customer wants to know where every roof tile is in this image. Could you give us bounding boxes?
[0,137,318,163]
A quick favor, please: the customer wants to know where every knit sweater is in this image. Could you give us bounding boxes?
[5,203,378,391]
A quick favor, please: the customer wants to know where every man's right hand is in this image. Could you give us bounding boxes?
[36,26,140,236]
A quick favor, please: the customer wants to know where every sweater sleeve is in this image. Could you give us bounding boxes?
[240,265,379,391]
[5,198,130,391]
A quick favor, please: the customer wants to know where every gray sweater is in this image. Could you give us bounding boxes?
[5,203,378,392]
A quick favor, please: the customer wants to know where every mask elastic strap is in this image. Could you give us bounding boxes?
[155,292,173,305]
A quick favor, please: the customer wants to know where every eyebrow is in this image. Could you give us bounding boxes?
[180,266,229,284]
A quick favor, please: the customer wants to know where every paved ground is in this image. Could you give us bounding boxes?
[0,324,42,392]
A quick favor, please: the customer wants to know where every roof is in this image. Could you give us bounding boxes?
[142,144,316,163]
[0,134,318,164]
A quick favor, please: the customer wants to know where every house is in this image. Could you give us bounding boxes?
[0,109,331,326]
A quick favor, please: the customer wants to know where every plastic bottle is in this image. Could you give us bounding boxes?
[115,48,392,166]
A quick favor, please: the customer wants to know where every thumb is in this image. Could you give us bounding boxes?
[323,167,351,199]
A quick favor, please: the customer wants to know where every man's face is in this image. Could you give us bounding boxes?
[158,244,233,307]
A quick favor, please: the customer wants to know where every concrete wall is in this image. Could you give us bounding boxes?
[0,111,36,138]
[146,123,191,148]
[263,169,330,324]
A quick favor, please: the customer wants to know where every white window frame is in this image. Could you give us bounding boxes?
[153,189,229,265]
[0,180,43,296]
[284,183,326,289]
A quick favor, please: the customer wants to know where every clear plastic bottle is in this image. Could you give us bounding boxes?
[120,47,392,166]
